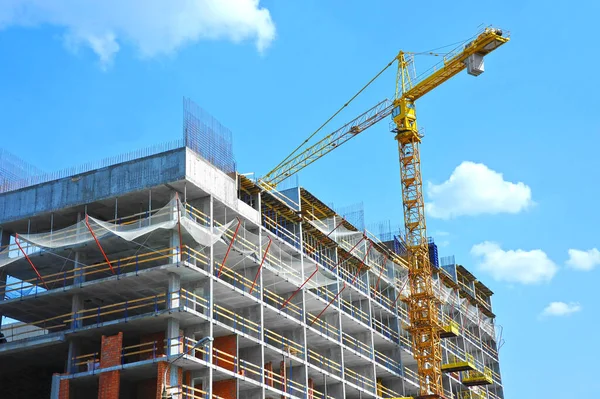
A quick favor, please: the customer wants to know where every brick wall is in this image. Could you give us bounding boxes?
[98,371,119,399]
[98,332,123,399]
[156,361,183,399]
[58,377,69,399]
[308,378,314,399]
[156,362,168,399]
[213,379,236,399]
[100,332,123,368]
[213,334,237,372]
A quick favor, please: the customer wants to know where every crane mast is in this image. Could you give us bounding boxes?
[392,29,508,397]
[393,52,442,396]
[259,27,509,399]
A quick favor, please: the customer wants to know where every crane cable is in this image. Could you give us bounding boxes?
[265,33,479,181]
[267,57,397,177]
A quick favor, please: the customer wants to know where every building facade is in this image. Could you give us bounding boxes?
[0,144,503,399]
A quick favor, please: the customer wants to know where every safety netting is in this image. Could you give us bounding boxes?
[0,197,337,290]
[307,216,391,273]
[220,219,337,289]
[0,198,235,270]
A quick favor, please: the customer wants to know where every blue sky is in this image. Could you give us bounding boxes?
[0,1,599,397]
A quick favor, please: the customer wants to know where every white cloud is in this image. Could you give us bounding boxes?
[566,248,600,271]
[426,161,533,219]
[541,301,582,317]
[471,241,558,284]
[0,0,276,68]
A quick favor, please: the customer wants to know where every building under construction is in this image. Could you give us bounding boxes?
[0,100,503,399]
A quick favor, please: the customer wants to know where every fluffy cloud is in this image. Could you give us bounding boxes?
[426,161,533,219]
[471,241,558,284]
[566,248,600,271]
[0,0,276,68]
[541,302,582,317]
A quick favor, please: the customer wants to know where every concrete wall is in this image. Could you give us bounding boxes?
[185,148,260,225]
[0,149,187,224]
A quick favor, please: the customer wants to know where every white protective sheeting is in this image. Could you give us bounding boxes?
[0,245,19,269]
[0,198,233,270]
[18,220,97,249]
[308,217,367,263]
[182,217,236,247]
[481,315,494,336]
[440,282,454,304]
[91,217,177,243]
[0,196,336,289]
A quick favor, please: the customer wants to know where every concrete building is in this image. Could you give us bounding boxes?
[0,104,503,399]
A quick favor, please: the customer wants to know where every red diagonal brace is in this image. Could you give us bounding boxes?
[334,236,365,271]
[280,263,319,310]
[217,218,241,278]
[85,215,115,275]
[374,253,389,293]
[306,219,344,256]
[14,234,48,289]
[393,276,410,306]
[250,237,272,295]
[309,282,346,328]
[351,241,373,286]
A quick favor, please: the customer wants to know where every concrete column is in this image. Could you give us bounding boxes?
[73,212,86,285]
[171,192,182,265]
[167,273,181,356]
[71,294,84,329]
[0,228,10,329]
[166,272,182,391]
[50,373,61,399]
[66,338,81,373]
[208,194,214,399]
[165,313,182,392]
[330,221,346,399]
[297,201,312,399]
[367,281,377,386]
[66,292,85,372]
[257,217,266,399]
[168,272,181,310]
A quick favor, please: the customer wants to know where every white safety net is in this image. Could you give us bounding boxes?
[308,217,366,260]
[0,198,234,270]
[481,315,494,336]
[1,198,339,291]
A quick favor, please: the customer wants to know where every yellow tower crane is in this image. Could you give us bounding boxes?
[258,27,509,399]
